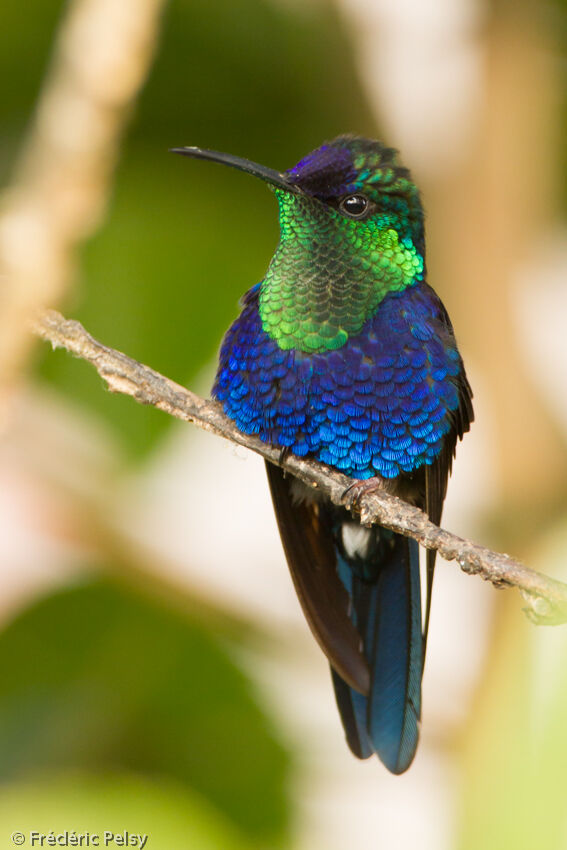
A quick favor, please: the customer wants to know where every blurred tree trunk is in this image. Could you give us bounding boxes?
[427,6,567,549]
[440,7,567,847]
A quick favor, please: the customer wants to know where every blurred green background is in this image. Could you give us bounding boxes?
[3,0,567,848]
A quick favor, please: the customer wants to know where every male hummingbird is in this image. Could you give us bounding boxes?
[173,136,473,773]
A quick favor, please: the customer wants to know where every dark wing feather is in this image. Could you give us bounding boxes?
[331,668,372,758]
[265,461,370,695]
[423,337,474,656]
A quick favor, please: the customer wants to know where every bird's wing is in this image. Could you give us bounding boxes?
[265,461,370,695]
[423,338,474,654]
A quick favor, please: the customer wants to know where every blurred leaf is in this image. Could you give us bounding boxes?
[0,579,290,846]
[0,773,250,850]
[0,0,66,181]
[135,0,372,155]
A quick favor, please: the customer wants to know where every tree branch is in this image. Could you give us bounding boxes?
[32,309,567,626]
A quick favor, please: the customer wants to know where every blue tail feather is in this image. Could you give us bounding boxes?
[265,462,424,773]
[333,533,422,774]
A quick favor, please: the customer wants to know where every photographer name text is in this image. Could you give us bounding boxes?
[11,832,147,848]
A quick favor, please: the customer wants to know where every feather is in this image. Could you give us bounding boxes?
[267,460,423,772]
[265,462,370,694]
[332,530,422,773]
[422,350,474,660]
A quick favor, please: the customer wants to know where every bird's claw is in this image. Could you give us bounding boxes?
[342,477,384,514]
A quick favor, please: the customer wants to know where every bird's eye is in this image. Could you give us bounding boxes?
[339,194,370,218]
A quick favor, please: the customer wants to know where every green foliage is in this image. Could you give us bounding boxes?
[0,2,65,178]
[0,580,290,846]
[0,774,249,850]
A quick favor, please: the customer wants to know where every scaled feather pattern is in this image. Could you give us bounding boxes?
[214,281,463,480]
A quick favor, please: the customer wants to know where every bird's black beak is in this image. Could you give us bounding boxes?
[170,146,297,192]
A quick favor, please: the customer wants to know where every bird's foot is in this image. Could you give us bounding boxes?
[277,446,290,474]
[342,476,386,514]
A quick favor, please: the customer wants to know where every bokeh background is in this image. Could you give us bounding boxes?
[2,0,567,847]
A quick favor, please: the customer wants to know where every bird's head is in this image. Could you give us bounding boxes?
[173,137,425,353]
[283,135,424,251]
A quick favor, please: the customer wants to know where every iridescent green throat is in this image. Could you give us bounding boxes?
[259,191,424,354]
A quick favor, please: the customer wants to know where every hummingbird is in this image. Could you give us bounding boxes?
[173,136,473,773]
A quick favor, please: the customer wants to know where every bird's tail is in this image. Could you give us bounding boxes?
[332,529,422,774]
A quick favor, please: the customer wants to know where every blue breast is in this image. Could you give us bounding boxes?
[213,283,462,479]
